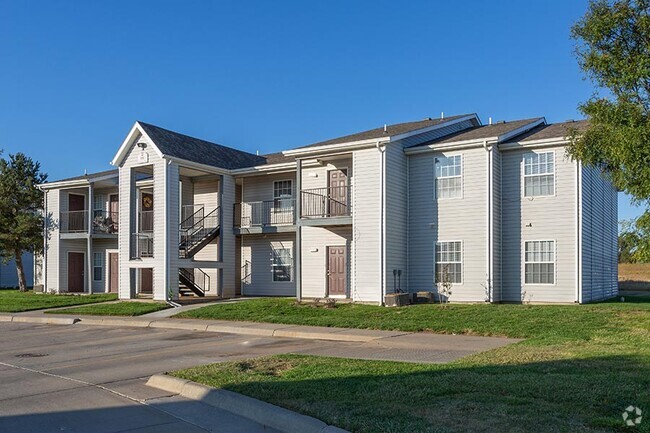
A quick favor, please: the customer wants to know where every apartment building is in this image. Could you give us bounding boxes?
[36,113,618,304]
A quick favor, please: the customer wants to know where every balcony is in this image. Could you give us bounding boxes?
[60,210,88,233]
[233,199,296,234]
[132,233,154,258]
[92,210,118,234]
[300,186,351,225]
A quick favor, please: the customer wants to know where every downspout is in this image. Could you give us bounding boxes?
[484,140,492,302]
[41,187,47,292]
[576,161,583,303]
[376,141,387,304]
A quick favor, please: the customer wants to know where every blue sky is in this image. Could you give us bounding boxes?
[0,0,644,221]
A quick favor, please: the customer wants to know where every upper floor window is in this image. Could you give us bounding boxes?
[274,180,293,209]
[435,155,462,199]
[524,240,555,284]
[435,241,462,284]
[524,152,554,197]
[271,244,292,282]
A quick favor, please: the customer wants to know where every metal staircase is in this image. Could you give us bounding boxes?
[179,206,221,259]
[178,267,210,297]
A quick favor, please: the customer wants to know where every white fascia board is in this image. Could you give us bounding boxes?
[38,172,119,190]
[165,156,230,175]
[110,122,164,167]
[282,137,390,157]
[497,118,546,142]
[404,138,498,155]
[230,162,297,176]
[499,137,569,151]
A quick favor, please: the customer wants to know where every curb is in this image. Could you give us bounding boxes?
[0,315,79,325]
[146,374,349,433]
[1,314,390,343]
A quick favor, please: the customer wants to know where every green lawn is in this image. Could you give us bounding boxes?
[47,301,169,316]
[174,297,650,432]
[0,290,117,313]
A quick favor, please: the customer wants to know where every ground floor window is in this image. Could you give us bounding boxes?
[435,241,462,284]
[271,244,292,282]
[524,240,555,284]
[93,252,103,281]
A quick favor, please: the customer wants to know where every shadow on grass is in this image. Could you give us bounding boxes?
[176,354,650,433]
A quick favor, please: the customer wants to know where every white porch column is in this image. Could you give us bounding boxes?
[87,185,93,293]
[295,159,302,302]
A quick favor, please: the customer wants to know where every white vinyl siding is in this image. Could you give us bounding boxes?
[524,241,555,284]
[240,234,295,296]
[524,151,554,197]
[435,155,462,199]
[435,241,462,284]
[501,146,576,303]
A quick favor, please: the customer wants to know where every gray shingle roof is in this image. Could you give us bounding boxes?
[295,114,474,149]
[138,122,266,170]
[503,120,589,143]
[47,168,119,184]
[411,118,544,146]
[261,152,294,165]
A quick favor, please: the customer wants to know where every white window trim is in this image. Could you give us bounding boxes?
[93,252,103,282]
[523,239,557,286]
[435,240,464,285]
[273,179,293,200]
[270,243,293,283]
[434,154,463,200]
[522,151,556,198]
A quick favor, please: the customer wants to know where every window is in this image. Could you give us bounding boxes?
[524,152,554,197]
[525,241,555,284]
[93,253,103,281]
[271,245,292,282]
[435,155,462,199]
[273,180,293,209]
[435,241,462,284]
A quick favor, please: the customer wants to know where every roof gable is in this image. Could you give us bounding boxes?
[111,121,266,170]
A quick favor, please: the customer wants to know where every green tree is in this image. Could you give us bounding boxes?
[567,0,650,237]
[0,153,47,291]
[619,214,650,262]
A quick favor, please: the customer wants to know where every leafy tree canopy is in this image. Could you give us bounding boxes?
[568,0,650,202]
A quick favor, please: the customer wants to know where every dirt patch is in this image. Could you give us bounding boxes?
[235,358,296,377]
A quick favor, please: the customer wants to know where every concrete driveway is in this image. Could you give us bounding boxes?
[0,321,517,432]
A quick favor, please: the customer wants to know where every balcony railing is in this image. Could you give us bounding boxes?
[132,233,154,258]
[234,199,296,228]
[92,210,118,234]
[301,186,351,218]
[139,210,154,233]
[60,210,88,233]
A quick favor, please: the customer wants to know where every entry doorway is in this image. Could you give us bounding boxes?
[327,246,347,297]
[107,252,118,293]
[140,268,153,295]
[68,193,86,232]
[67,252,85,293]
[327,169,348,216]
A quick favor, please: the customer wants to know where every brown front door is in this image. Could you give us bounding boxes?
[140,268,153,294]
[327,246,347,296]
[328,169,348,216]
[108,253,119,293]
[68,194,85,231]
[68,252,85,293]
